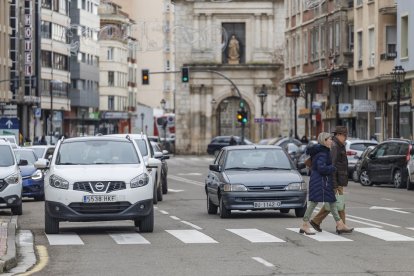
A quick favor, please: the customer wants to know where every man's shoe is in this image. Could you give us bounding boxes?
[310,220,322,232]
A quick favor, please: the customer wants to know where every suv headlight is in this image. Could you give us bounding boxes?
[131,173,150,188]
[5,173,20,185]
[49,175,69,190]
[223,183,247,192]
[285,181,307,191]
[31,169,43,181]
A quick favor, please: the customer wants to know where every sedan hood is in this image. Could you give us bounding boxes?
[224,170,302,185]
[52,165,145,183]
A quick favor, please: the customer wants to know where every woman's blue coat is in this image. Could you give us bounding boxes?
[307,144,336,203]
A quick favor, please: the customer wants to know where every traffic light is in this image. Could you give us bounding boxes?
[181,67,189,83]
[142,69,149,85]
[241,110,248,124]
[237,110,243,123]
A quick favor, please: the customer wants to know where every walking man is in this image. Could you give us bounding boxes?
[310,125,352,232]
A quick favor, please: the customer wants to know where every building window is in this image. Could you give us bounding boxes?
[41,21,52,39]
[41,51,52,68]
[357,31,363,67]
[335,22,340,53]
[42,0,52,9]
[107,47,114,60]
[108,96,114,111]
[82,0,86,9]
[108,71,114,86]
[401,16,408,58]
[368,28,375,66]
[348,24,354,52]
[320,26,325,56]
[53,53,68,71]
[52,0,59,11]
[303,31,308,63]
[385,26,396,55]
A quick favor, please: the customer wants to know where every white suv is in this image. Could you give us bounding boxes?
[35,135,156,234]
[107,134,163,204]
[0,140,23,215]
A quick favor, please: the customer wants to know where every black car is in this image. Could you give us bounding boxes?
[150,141,169,194]
[206,136,253,155]
[205,145,307,218]
[358,139,414,188]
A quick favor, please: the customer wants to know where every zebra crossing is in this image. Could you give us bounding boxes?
[45,226,414,246]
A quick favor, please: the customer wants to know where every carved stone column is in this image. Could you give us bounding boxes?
[206,14,212,49]
[255,14,261,49]
[267,14,274,49]
[193,14,200,49]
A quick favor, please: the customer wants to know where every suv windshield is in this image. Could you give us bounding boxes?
[0,145,15,166]
[56,140,140,165]
[134,139,148,156]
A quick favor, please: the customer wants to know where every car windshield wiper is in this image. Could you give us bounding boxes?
[254,167,292,170]
[225,167,250,170]
[57,162,78,165]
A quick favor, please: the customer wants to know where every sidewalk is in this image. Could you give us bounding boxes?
[0,215,17,273]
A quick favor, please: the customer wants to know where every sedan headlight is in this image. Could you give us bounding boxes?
[131,173,150,188]
[31,169,43,181]
[223,183,247,192]
[285,182,307,191]
[49,175,69,190]
[5,173,20,185]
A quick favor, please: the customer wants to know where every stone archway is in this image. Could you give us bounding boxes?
[216,97,251,139]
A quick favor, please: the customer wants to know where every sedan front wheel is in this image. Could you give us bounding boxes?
[219,196,231,218]
[207,194,218,214]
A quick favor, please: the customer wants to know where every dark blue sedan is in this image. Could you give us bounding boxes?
[14,148,44,201]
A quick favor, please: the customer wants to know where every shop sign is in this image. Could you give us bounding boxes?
[339,103,352,115]
[353,99,376,112]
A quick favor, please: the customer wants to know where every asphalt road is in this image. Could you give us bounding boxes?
[14,155,414,276]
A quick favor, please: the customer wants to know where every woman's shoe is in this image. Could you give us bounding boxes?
[299,228,315,235]
[336,227,354,235]
[310,220,322,232]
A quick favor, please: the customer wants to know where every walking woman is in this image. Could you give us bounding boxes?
[299,132,353,235]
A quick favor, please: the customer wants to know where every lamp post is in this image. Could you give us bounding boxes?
[160,99,167,149]
[391,65,406,138]
[331,78,343,126]
[257,85,267,140]
[140,113,145,133]
[49,80,62,144]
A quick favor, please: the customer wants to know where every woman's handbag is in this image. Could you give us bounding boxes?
[304,156,312,168]
[324,192,345,212]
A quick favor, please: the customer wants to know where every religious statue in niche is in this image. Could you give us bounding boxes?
[227,34,240,64]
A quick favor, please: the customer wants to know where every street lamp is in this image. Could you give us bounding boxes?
[257,84,267,139]
[331,78,343,126]
[391,65,406,138]
[140,113,145,133]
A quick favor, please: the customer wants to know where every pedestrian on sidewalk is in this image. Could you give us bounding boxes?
[309,125,353,233]
[299,132,353,235]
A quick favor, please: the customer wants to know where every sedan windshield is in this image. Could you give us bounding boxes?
[225,149,292,170]
[29,148,46,159]
[0,145,15,167]
[56,140,140,165]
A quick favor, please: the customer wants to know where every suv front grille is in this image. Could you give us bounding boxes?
[68,202,131,214]
[73,181,126,193]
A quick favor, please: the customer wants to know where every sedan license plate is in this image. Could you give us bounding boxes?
[254,201,281,208]
[83,195,117,203]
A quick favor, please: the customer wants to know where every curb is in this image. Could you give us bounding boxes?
[0,216,17,273]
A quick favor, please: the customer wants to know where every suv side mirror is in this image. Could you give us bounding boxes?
[209,164,220,172]
[34,158,49,169]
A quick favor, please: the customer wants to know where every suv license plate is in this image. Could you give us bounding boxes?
[254,201,281,208]
[83,195,117,203]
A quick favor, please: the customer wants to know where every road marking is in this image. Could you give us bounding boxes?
[287,228,353,242]
[18,245,48,276]
[178,173,202,176]
[168,189,184,193]
[381,198,395,202]
[166,230,218,243]
[354,228,414,241]
[108,232,150,244]
[168,175,204,187]
[252,257,275,268]
[46,233,84,245]
[370,206,410,214]
[181,220,202,230]
[227,229,285,243]
[159,210,169,215]
[347,214,400,228]
[407,227,414,231]
[170,216,181,220]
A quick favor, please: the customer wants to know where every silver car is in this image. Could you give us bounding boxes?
[346,139,378,177]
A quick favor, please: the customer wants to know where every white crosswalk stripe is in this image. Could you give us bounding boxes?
[108,232,150,244]
[46,233,84,245]
[227,228,285,243]
[166,229,218,243]
[44,227,414,246]
[354,227,414,241]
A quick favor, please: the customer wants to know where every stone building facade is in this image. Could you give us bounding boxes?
[173,0,293,154]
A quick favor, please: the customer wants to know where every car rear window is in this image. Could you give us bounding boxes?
[350,143,377,151]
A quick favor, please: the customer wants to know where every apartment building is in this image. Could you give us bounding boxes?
[0,0,10,104]
[67,0,100,137]
[40,0,72,138]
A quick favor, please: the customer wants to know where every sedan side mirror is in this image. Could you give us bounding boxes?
[297,163,305,170]
[209,164,220,172]
[18,159,28,166]
[154,152,163,159]
[34,158,49,169]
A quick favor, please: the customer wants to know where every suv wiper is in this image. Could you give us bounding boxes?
[254,167,291,170]
[57,162,78,165]
[225,167,249,170]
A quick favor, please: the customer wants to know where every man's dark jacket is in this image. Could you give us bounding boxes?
[331,136,348,188]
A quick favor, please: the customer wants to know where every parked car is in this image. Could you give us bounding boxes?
[35,135,156,234]
[345,139,378,177]
[207,136,253,155]
[358,139,414,188]
[14,148,45,201]
[0,135,19,148]
[0,139,23,215]
[107,134,163,203]
[150,141,169,194]
[27,145,55,160]
[205,145,307,218]
[352,145,376,184]
[297,140,318,175]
